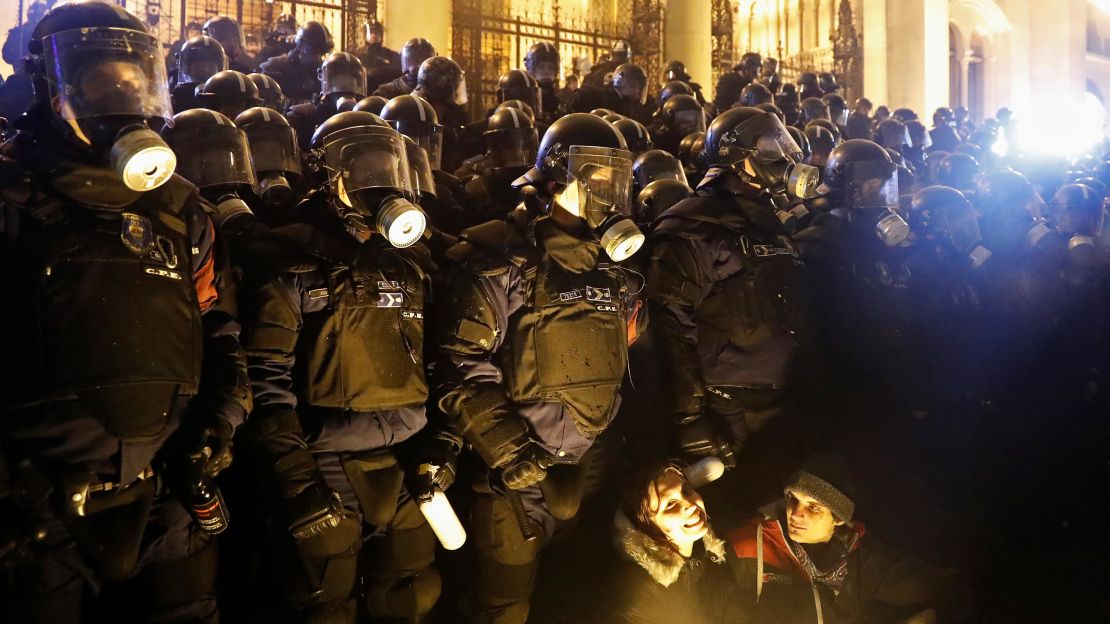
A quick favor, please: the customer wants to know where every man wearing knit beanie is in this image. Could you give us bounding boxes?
[784,454,856,544]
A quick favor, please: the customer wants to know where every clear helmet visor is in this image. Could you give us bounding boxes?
[831,108,849,127]
[617,78,647,106]
[486,128,539,169]
[941,204,984,253]
[179,59,225,85]
[244,123,302,175]
[321,67,367,96]
[452,74,470,106]
[531,61,558,85]
[170,124,257,190]
[322,125,413,196]
[45,28,173,123]
[673,109,706,136]
[844,161,900,210]
[563,145,634,229]
[719,113,802,167]
[403,139,437,199]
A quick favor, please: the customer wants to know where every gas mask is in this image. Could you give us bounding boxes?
[322,124,426,247]
[718,113,821,200]
[553,145,644,262]
[45,28,177,191]
[838,161,909,247]
[242,117,303,213]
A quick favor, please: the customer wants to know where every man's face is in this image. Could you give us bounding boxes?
[786,490,841,544]
[75,60,150,112]
[650,470,709,549]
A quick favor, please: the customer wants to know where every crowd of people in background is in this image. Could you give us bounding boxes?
[1,2,1108,623]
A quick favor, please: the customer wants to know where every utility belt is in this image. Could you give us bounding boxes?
[6,456,159,580]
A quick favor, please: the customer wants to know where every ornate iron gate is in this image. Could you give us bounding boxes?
[452,0,661,119]
[711,0,736,96]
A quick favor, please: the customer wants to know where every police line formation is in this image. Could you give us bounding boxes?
[0,1,1105,623]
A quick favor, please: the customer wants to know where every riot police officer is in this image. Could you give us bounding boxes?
[171,35,227,113]
[0,3,250,620]
[356,19,402,93]
[647,106,819,465]
[373,37,436,100]
[798,96,831,127]
[286,51,368,149]
[714,51,761,111]
[457,105,541,223]
[235,106,305,223]
[662,60,707,105]
[632,148,688,198]
[381,93,475,235]
[203,15,253,73]
[430,113,646,624]
[583,39,631,88]
[650,93,705,156]
[239,111,442,623]
[524,41,562,124]
[259,21,334,105]
[739,82,773,108]
[612,117,653,155]
[258,12,297,63]
[412,55,471,172]
[566,62,652,124]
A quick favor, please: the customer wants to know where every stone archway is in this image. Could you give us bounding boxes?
[948,0,1013,121]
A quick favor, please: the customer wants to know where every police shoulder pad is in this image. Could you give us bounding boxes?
[448,219,539,275]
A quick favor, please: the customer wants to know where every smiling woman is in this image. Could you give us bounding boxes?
[599,460,738,624]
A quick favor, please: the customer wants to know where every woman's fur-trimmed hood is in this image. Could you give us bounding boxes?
[614,511,727,587]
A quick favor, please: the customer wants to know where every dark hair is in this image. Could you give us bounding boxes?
[619,459,690,555]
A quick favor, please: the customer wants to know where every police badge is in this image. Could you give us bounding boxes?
[120,212,154,256]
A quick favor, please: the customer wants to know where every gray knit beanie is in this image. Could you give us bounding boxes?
[784,454,856,523]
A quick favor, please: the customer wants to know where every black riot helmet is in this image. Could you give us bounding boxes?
[274,13,298,35]
[295,21,334,59]
[633,149,688,194]
[249,73,287,112]
[891,107,918,123]
[664,60,691,83]
[196,70,264,120]
[533,113,643,260]
[822,93,848,127]
[497,69,542,115]
[496,99,537,123]
[613,118,653,155]
[800,97,830,125]
[875,118,911,152]
[678,132,702,167]
[203,16,244,59]
[635,178,691,225]
[309,111,427,246]
[29,0,178,191]
[319,52,368,110]
[658,80,694,107]
[235,106,302,211]
[818,72,839,93]
[823,139,907,244]
[177,36,227,85]
[380,94,444,170]
[738,52,762,80]
[611,40,631,62]
[524,42,560,87]
[401,38,436,80]
[805,119,842,143]
[658,94,706,141]
[936,153,979,192]
[933,107,955,127]
[161,108,256,194]
[739,82,773,107]
[353,95,389,116]
[1048,183,1104,238]
[975,168,1045,250]
[612,63,648,105]
[909,186,985,259]
[485,106,539,170]
[416,56,468,106]
[787,126,810,161]
[591,108,617,117]
[757,103,785,124]
[804,124,837,167]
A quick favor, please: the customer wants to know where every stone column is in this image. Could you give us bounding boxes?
[384,0,451,58]
[882,0,949,115]
[664,0,714,100]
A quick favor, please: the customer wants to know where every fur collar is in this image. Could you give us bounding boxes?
[614,511,727,588]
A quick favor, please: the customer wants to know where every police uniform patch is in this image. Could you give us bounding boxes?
[377,292,404,307]
[120,213,154,256]
[585,286,612,303]
[559,289,583,302]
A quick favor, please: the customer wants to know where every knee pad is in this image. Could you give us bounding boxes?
[539,465,584,521]
[365,567,441,618]
[364,522,435,578]
[280,537,361,612]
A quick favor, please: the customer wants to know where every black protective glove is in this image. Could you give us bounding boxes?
[498,442,555,490]
[284,481,359,544]
[187,416,235,478]
[674,414,738,468]
[411,438,460,502]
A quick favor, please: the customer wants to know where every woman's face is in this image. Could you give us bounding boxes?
[649,470,708,549]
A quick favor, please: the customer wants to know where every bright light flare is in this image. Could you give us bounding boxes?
[1011,92,1107,159]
